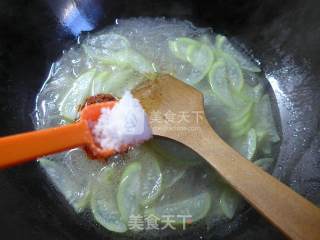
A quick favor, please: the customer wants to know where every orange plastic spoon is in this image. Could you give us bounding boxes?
[0,101,117,169]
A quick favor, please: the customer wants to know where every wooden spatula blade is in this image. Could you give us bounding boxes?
[133,74,320,240]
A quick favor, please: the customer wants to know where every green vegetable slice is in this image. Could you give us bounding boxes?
[254,94,280,144]
[198,35,215,49]
[254,158,274,171]
[138,147,162,206]
[91,167,127,233]
[99,68,142,97]
[59,69,96,121]
[169,37,214,84]
[219,186,242,219]
[208,60,235,107]
[229,107,252,131]
[86,33,130,50]
[216,52,244,91]
[237,83,264,104]
[117,162,142,223]
[99,49,156,74]
[84,33,130,58]
[85,33,155,75]
[145,192,211,224]
[256,130,274,154]
[229,128,257,160]
[228,102,253,123]
[124,145,163,206]
[168,37,199,61]
[149,138,202,167]
[39,158,91,213]
[231,117,252,138]
[90,71,110,95]
[161,165,187,190]
[144,141,189,190]
[215,35,261,72]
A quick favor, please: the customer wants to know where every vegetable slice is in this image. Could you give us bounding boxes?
[59,69,96,120]
[138,147,162,206]
[254,158,274,171]
[208,61,235,107]
[90,71,110,95]
[168,37,199,61]
[99,68,141,97]
[219,186,242,219]
[237,83,264,104]
[215,35,261,72]
[169,37,214,84]
[39,158,91,213]
[99,49,156,74]
[84,33,130,58]
[145,192,212,224]
[216,52,244,91]
[149,138,202,167]
[161,165,187,190]
[229,128,257,160]
[117,162,142,223]
[91,167,127,233]
[254,94,280,144]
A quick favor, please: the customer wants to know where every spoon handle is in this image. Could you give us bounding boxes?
[0,121,89,169]
[183,119,320,240]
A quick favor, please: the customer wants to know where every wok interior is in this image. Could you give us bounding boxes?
[0,0,319,239]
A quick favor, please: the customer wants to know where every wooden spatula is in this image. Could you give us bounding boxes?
[133,74,320,240]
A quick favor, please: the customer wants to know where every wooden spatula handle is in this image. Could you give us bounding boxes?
[182,119,320,240]
[0,121,89,169]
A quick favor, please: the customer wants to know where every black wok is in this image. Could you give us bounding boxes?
[0,0,319,239]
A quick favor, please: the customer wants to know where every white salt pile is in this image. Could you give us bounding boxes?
[92,91,152,151]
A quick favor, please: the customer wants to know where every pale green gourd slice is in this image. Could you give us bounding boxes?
[255,130,273,154]
[254,158,274,171]
[231,118,252,138]
[208,60,235,107]
[185,43,214,83]
[83,33,130,59]
[100,49,156,74]
[101,68,143,97]
[198,35,215,49]
[90,71,110,95]
[149,138,202,167]
[216,51,244,92]
[146,141,188,190]
[254,94,280,143]
[63,148,104,212]
[85,33,130,51]
[145,192,212,224]
[161,165,187,190]
[59,69,96,121]
[169,37,214,84]
[117,162,142,223]
[228,105,253,138]
[229,128,257,160]
[138,147,162,206]
[124,145,163,206]
[39,158,91,213]
[91,167,127,233]
[168,37,199,61]
[215,35,261,72]
[228,102,253,123]
[237,83,264,104]
[229,107,252,131]
[219,186,242,219]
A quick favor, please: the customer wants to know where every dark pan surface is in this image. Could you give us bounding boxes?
[0,0,319,239]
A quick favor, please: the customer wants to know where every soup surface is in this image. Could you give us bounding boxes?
[33,18,280,236]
